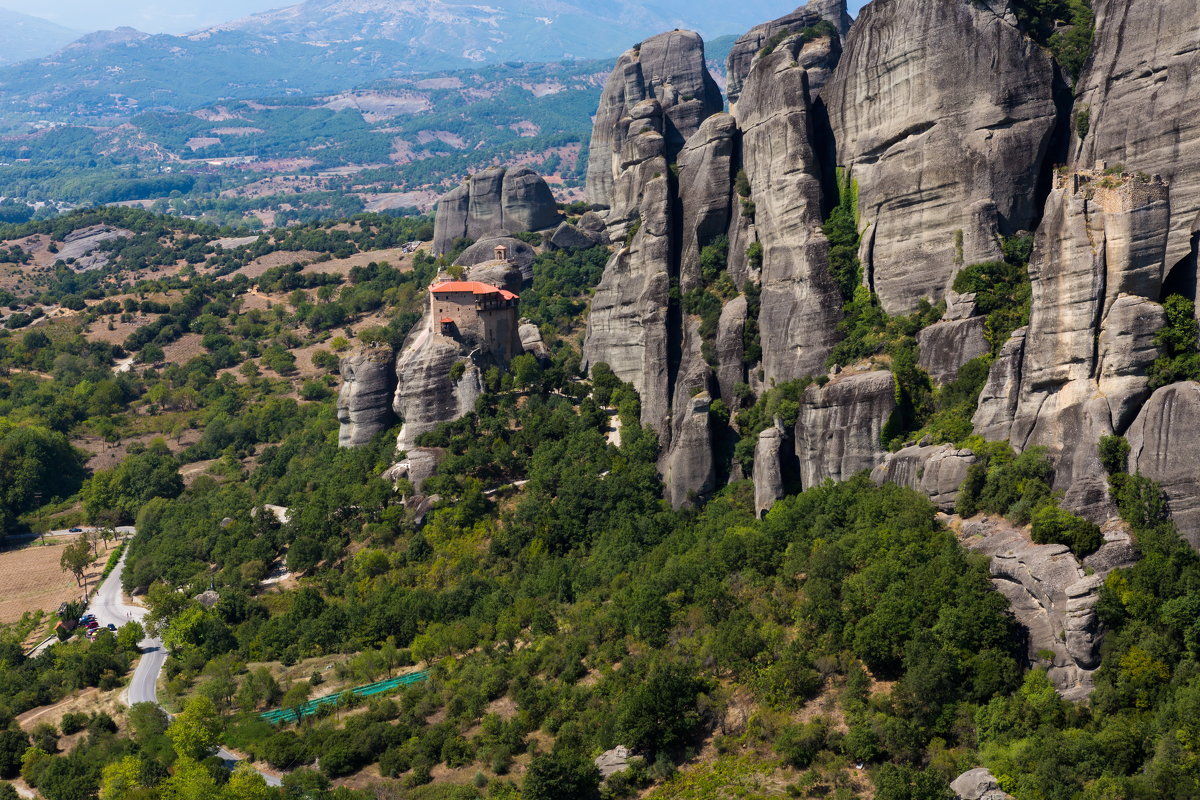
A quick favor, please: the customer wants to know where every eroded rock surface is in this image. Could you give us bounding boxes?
[957,515,1137,700]
[584,29,722,213]
[336,345,398,448]
[1075,0,1200,285]
[973,170,1169,517]
[432,167,560,255]
[1127,381,1200,549]
[796,371,895,487]
[753,422,788,517]
[918,317,989,385]
[825,0,1057,314]
[392,325,483,452]
[952,768,1014,800]
[871,444,976,511]
[739,30,843,383]
[456,237,537,282]
[725,0,851,105]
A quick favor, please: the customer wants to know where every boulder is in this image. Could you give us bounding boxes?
[739,29,844,383]
[951,768,1014,800]
[519,320,552,364]
[824,0,1058,314]
[871,444,976,511]
[1075,0,1200,288]
[432,167,560,255]
[917,317,989,385]
[725,0,852,104]
[1127,382,1200,550]
[546,222,597,252]
[336,345,398,448]
[796,371,895,487]
[595,746,631,779]
[584,29,723,212]
[382,447,444,493]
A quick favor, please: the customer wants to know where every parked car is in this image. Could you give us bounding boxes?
[69,527,82,533]
[106,624,116,631]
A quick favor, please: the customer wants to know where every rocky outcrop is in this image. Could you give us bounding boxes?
[661,391,716,509]
[918,317,989,385]
[677,113,737,292]
[753,422,788,517]
[715,295,748,406]
[972,170,1169,517]
[519,321,551,364]
[382,447,443,493]
[546,222,598,252]
[725,0,851,104]
[456,237,537,282]
[952,768,1014,800]
[336,345,398,448]
[432,167,560,255]
[392,325,483,452]
[1075,0,1200,288]
[582,118,674,437]
[958,515,1137,700]
[871,444,976,511]
[824,0,1058,314]
[739,30,844,383]
[1127,382,1200,550]
[796,371,895,487]
[584,29,723,214]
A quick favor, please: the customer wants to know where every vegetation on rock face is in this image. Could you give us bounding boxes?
[1012,0,1096,82]
[1148,294,1200,389]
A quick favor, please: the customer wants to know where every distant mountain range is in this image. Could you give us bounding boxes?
[0,0,788,120]
[0,7,80,66]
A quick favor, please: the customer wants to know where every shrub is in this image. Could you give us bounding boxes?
[1098,435,1130,475]
[1031,504,1103,557]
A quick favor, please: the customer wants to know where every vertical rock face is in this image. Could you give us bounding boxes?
[824,0,1058,314]
[584,29,723,212]
[753,422,788,517]
[917,317,989,385]
[1074,0,1200,286]
[582,121,674,438]
[725,0,852,105]
[392,329,483,452]
[1127,382,1200,549]
[796,370,896,487]
[715,294,748,405]
[972,170,1169,515]
[432,166,560,255]
[739,32,844,383]
[677,113,737,292]
[336,345,398,448]
[871,444,977,511]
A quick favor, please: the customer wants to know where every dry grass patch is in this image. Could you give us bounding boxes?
[0,538,119,624]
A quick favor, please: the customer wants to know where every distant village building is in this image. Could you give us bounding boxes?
[430,280,522,362]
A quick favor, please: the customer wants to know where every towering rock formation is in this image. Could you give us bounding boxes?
[796,370,895,486]
[738,29,844,383]
[584,30,723,216]
[392,329,483,452]
[336,345,398,448]
[824,0,1058,314]
[432,166,560,255]
[1127,382,1200,549]
[973,169,1169,515]
[1074,0,1200,290]
[725,0,852,105]
[582,99,675,438]
[677,113,738,292]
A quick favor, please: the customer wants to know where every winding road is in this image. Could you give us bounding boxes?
[89,551,282,786]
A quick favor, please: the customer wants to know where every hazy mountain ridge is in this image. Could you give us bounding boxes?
[0,6,81,65]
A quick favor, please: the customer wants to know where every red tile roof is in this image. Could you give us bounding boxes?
[499,289,519,300]
[430,280,502,295]
[439,317,454,324]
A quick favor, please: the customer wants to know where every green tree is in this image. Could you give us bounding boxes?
[523,752,600,800]
[0,729,29,779]
[166,696,223,761]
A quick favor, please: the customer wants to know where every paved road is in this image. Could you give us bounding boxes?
[90,551,282,787]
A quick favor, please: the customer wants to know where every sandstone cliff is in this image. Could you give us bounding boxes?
[1074,0,1200,290]
[336,344,398,448]
[973,169,1169,516]
[432,166,560,256]
[584,30,723,214]
[825,0,1058,314]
